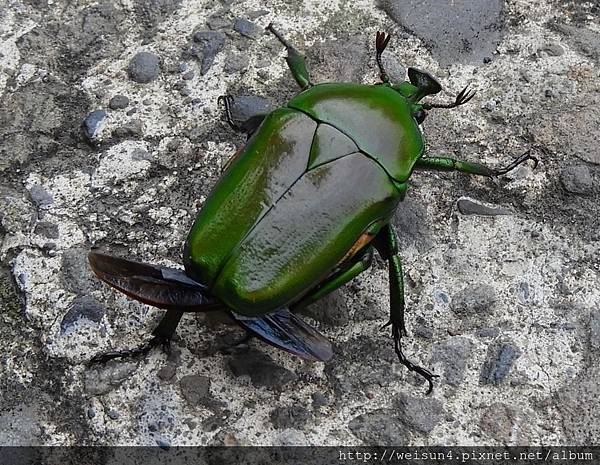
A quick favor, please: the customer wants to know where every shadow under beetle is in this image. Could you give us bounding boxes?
[88,25,537,394]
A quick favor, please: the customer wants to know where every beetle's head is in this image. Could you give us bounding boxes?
[391,68,441,125]
[392,67,475,125]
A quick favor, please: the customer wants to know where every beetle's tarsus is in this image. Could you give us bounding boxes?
[494,150,538,176]
[217,94,239,130]
[375,31,391,84]
[391,323,438,395]
[423,85,476,110]
[88,335,169,365]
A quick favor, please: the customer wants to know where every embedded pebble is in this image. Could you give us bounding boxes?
[128,52,160,83]
[560,164,595,195]
[480,342,521,385]
[431,336,474,386]
[457,198,512,216]
[60,296,105,333]
[269,406,313,429]
[108,95,129,110]
[82,109,107,141]
[349,409,410,444]
[193,31,226,75]
[395,392,443,434]
[179,374,211,407]
[223,54,249,74]
[233,18,262,39]
[451,284,496,316]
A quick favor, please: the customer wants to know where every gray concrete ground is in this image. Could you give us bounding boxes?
[1,0,599,446]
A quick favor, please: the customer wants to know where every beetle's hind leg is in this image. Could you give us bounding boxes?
[373,225,438,394]
[266,23,312,89]
[89,309,184,365]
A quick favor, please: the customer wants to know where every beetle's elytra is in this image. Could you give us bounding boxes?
[89,25,537,393]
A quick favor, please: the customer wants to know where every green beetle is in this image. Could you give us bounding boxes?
[89,26,536,393]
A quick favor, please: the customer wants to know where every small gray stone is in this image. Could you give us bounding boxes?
[33,221,59,238]
[395,392,443,434]
[539,43,564,56]
[560,165,595,195]
[128,52,160,83]
[60,296,105,333]
[28,185,54,208]
[247,10,269,20]
[82,109,107,141]
[516,281,531,304]
[480,342,521,385]
[228,349,297,388]
[112,119,144,139]
[349,409,410,444]
[108,95,129,110]
[131,148,151,161]
[84,361,138,395]
[193,31,225,75]
[480,403,523,443]
[156,437,170,450]
[179,374,211,407]
[451,284,496,316]
[475,327,500,338]
[157,364,177,381]
[413,324,434,339]
[227,95,273,123]
[431,336,474,386]
[223,54,249,74]
[207,12,231,30]
[269,406,312,429]
[311,392,329,407]
[589,310,600,351]
[457,198,512,216]
[233,18,262,39]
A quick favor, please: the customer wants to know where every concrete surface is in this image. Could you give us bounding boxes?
[0,0,599,446]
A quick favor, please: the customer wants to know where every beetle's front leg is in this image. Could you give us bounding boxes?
[266,23,312,89]
[374,225,438,394]
[414,151,538,177]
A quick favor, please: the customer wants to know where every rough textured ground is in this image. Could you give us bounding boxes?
[1,0,599,447]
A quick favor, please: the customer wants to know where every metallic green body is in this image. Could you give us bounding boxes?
[185,83,424,316]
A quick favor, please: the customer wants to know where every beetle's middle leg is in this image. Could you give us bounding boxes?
[266,23,312,89]
[373,224,438,394]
